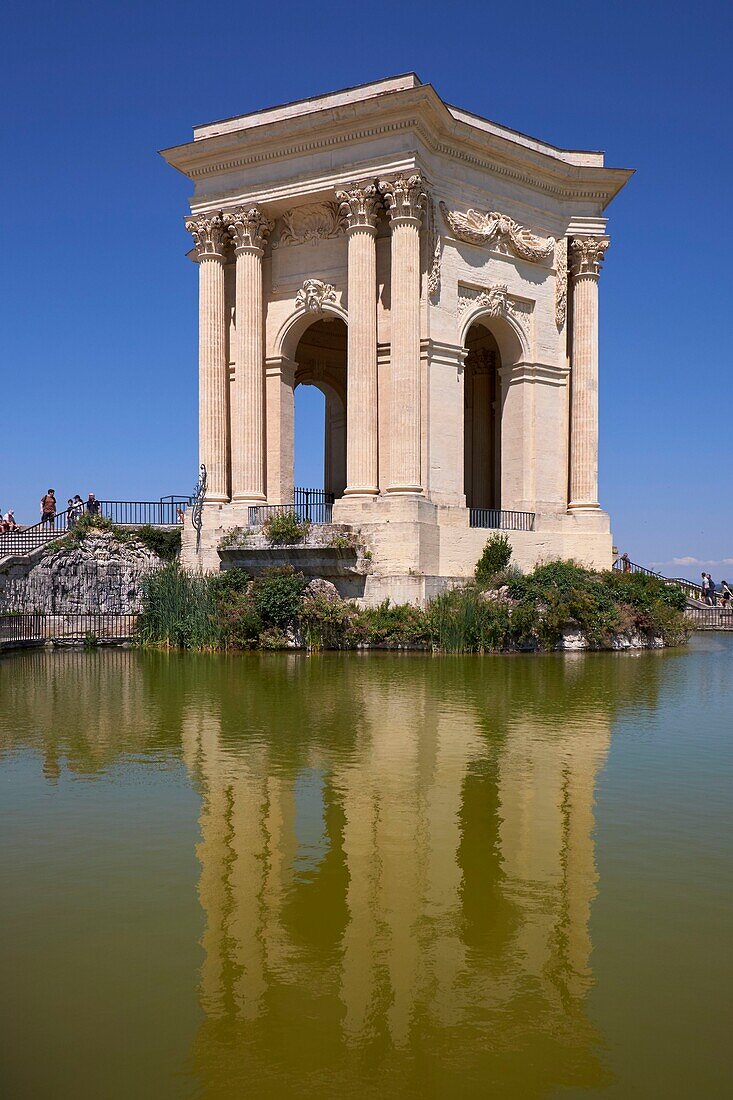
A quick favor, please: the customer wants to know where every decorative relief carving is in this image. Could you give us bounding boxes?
[440,201,555,262]
[379,173,428,224]
[295,278,337,314]
[185,212,228,258]
[466,347,497,374]
[457,283,509,318]
[335,183,381,231]
[274,203,344,247]
[555,238,568,330]
[427,198,441,299]
[569,236,609,277]
[223,207,274,253]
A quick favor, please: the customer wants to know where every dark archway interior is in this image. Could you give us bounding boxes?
[464,322,501,511]
[294,318,347,498]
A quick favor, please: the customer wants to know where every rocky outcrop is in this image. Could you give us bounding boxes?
[0,530,161,613]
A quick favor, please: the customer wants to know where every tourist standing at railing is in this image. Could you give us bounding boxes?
[721,581,732,607]
[40,489,56,526]
[707,575,717,607]
[1,510,17,533]
[621,552,631,573]
[72,495,84,524]
[701,573,709,602]
[86,493,100,516]
[66,498,75,526]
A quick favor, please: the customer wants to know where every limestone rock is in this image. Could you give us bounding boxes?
[303,578,341,604]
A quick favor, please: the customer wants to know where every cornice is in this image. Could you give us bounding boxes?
[162,85,632,209]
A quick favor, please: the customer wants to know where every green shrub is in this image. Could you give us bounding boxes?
[132,524,181,561]
[251,567,307,629]
[218,527,249,550]
[262,511,310,545]
[475,533,512,586]
[301,594,352,650]
[351,600,429,647]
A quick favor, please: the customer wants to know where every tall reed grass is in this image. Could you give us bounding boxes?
[136,563,222,649]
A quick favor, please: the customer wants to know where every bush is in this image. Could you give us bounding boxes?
[251,567,307,629]
[301,594,352,650]
[263,511,310,545]
[351,600,429,647]
[475,533,512,586]
[132,524,181,561]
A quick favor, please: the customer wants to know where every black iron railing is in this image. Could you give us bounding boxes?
[0,498,186,557]
[249,488,335,528]
[0,612,138,644]
[613,557,703,601]
[469,509,535,532]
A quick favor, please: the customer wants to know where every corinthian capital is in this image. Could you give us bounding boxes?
[569,236,609,278]
[378,173,428,226]
[335,182,380,232]
[223,206,274,254]
[185,212,227,259]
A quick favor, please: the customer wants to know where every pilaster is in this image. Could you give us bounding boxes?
[265,355,296,505]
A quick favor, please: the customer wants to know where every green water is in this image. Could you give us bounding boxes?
[1,639,732,1099]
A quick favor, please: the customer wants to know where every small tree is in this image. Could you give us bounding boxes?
[475,533,512,586]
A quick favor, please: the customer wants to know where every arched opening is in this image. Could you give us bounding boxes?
[464,322,501,510]
[293,318,347,499]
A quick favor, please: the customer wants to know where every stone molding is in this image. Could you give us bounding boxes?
[185,212,228,259]
[223,206,274,254]
[499,361,569,388]
[569,236,609,278]
[335,182,381,232]
[440,201,555,262]
[274,202,343,247]
[379,173,428,226]
[555,239,568,329]
[295,278,338,313]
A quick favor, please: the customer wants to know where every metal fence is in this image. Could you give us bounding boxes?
[469,509,535,532]
[249,488,335,527]
[0,499,186,557]
[0,613,137,645]
[613,557,703,601]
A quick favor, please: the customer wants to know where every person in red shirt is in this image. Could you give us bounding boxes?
[40,489,57,526]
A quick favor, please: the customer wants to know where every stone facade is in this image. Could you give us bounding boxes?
[162,75,632,603]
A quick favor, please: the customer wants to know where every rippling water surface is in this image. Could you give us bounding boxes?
[1,638,732,1098]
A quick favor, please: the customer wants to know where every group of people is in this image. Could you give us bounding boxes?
[39,489,100,528]
[0,509,18,533]
[701,573,732,607]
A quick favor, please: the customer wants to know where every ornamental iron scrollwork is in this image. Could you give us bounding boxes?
[192,464,207,549]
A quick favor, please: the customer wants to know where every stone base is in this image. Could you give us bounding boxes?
[182,497,614,606]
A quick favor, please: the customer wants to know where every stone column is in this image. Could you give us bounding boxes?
[379,174,427,494]
[185,213,229,502]
[337,183,381,496]
[568,236,609,511]
[224,207,273,503]
[265,356,296,505]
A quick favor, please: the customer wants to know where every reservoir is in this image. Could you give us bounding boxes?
[1,638,731,1097]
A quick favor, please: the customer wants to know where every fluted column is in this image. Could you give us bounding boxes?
[224,207,273,503]
[337,183,380,496]
[568,237,609,511]
[379,174,427,494]
[185,213,229,502]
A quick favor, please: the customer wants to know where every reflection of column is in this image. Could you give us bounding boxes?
[568,236,608,512]
[379,174,427,494]
[337,184,380,496]
[185,213,229,502]
[225,207,273,503]
[265,356,296,505]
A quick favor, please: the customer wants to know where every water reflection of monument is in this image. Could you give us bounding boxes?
[178,655,648,1094]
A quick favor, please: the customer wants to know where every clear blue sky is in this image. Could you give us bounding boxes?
[2,0,731,575]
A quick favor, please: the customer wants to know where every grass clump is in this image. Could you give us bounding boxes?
[136,562,223,649]
[263,511,310,545]
[475,533,513,586]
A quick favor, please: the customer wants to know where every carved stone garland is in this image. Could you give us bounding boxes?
[427,198,441,299]
[440,201,555,262]
[295,278,337,313]
[555,238,568,330]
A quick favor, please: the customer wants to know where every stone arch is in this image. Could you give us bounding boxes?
[463,321,503,511]
[292,317,348,498]
[458,304,527,365]
[275,298,348,363]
